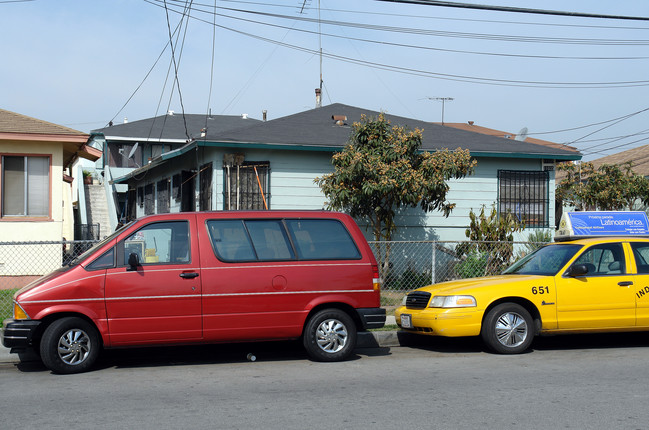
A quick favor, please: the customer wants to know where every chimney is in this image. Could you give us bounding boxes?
[262,110,267,121]
[315,88,322,108]
[468,121,474,125]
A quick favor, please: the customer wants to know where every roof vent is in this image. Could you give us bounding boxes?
[468,121,474,125]
[332,115,347,126]
[167,110,174,116]
[123,117,128,124]
[504,134,512,139]
[242,113,249,119]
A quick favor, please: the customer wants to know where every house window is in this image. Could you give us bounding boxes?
[109,143,141,168]
[1,155,50,217]
[223,162,270,210]
[157,179,170,213]
[144,184,154,215]
[498,170,549,228]
[199,162,213,211]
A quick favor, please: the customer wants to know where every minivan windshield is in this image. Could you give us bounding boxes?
[68,221,134,267]
[503,243,583,276]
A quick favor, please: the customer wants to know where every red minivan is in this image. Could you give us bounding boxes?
[1,211,385,373]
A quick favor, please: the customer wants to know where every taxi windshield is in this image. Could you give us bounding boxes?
[503,243,583,276]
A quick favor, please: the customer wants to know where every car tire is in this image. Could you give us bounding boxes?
[303,309,357,362]
[40,317,101,374]
[481,303,534,354]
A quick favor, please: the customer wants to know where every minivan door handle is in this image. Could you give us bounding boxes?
[180,272,199,279]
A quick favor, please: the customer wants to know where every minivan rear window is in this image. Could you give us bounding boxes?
[206,218,360,262]
[285,219,360,260]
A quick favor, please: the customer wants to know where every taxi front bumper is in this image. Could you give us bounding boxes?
[394,306,483,337]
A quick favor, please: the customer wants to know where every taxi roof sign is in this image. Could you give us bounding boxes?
[556,211,649,241]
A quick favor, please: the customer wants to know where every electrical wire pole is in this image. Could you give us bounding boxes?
[426,97,454,124]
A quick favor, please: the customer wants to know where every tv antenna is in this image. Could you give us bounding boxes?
[515,127,529,141]
[426,97,454,124]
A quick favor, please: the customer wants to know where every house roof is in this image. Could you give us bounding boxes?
[92,113,262,142]
[441,122,580,154]
[0,109,99,166]
[588,144,649,176]
[208,103,581,160]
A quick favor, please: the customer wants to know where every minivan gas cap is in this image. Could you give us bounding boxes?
[272,275,287,291]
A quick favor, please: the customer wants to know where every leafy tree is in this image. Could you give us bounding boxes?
[557,161,649,211]
[315,113,476,242]
[463,204,525,275]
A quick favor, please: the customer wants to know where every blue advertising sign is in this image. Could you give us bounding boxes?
[557,211,649,240]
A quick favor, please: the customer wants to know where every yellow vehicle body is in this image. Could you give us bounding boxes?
[395,237,649,353]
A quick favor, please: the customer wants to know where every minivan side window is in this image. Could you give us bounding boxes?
[245,220,294,260]
[286,219,360,260]
[122,221,190,265]
[207,220,257,261]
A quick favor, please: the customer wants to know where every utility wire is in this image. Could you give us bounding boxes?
[148,1,649,88]
[375,0,649,22]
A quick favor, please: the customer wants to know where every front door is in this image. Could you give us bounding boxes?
[104,218,202,345]
[557,242,636,329]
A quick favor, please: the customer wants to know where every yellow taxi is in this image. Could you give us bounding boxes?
[395,212,649,354]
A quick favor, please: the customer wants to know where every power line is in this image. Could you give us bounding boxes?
[147,0,649,88]
[375,0,649,22]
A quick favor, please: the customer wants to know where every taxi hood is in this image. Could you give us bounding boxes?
[414,274,548,296]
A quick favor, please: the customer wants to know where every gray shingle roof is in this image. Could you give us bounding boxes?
[210,103,581,159]
[92,113,261,141]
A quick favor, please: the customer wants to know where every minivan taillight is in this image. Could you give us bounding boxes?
[372,264,382,292]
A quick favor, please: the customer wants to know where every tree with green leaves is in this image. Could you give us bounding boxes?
[462,204,525,275]
[557,161,649,211]
[315,113,476,242]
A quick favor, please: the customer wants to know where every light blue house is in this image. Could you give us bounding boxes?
[99,104,581,242]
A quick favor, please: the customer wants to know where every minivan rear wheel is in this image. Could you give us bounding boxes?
[40,317,101,374]
[303,309,357,362]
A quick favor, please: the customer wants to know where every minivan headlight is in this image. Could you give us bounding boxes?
[429,295,476,308]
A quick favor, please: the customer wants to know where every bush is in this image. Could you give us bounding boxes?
[455,252,488,279]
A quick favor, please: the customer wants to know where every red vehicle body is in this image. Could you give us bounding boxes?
[1,211,385,373]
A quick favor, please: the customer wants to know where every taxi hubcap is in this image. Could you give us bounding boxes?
[495,312,528,347]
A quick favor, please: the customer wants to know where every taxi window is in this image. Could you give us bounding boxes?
[572,243,625,275]
[630,243,649,274]
[504,244,581,276]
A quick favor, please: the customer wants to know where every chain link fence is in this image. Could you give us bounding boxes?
[0,239,548,323]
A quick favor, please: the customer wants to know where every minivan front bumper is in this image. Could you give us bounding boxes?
[356,308,386,330]
[1,319,41,349]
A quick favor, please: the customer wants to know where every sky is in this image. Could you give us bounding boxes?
[2,0,649,161]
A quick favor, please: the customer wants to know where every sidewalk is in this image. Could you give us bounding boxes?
[0,316,402,365]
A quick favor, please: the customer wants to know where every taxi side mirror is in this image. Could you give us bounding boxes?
[127,252,141,271]
[567,264,588,277]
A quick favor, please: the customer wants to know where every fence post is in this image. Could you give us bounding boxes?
[431,241,437,285]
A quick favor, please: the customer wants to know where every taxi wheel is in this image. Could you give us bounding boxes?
[303,309,357,362]
[481,303,534,354]
[40,317,101,374]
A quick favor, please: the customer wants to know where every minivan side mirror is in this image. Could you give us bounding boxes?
[567,264,588,277]
[127,252,141,271]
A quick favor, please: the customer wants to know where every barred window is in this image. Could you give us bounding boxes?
[144,184,154,215]
[498,170,549,228]
[157,179,170,213]
[223,162,270,210]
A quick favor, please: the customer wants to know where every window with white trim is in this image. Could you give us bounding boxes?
[1,155,50,217]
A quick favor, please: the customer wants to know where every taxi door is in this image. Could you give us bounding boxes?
[104,218,202,345]
[556,242,636,329]
[629,242,649,327]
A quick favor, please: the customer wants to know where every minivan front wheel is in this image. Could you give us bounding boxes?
[303,309,357,362]
[40,317,101,374]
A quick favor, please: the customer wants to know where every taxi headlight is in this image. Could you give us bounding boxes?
[429,295,476,308]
